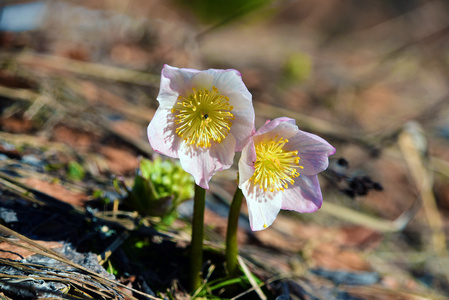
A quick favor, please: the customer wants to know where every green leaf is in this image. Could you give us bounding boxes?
[67,161,85,181]
[139,158,154,179]
[91,189,104,198]
[125,157,194,220]
[161,212,178,225]
[208,277,243,291]
[106,260,118,276]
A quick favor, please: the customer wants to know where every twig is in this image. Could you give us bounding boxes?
[1,51,160,86]
[230,274,286,300]
[0,84,153,157]
[0,131,75,154]
[65,78,155,123]
[397,121,449,283]
[236,256,266,300]
[0,225,161,300]
[0,176,46,207]
[343,285,449,300]
[97,231,130,266]
[320,196,421,232]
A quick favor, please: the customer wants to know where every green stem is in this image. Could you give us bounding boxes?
[225,187,244,277]
[190,184,206,291]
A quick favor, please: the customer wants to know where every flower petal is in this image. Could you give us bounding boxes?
[157,65,196,109]
[255,117,296,137]
[208,69,251,102]
[285,130,336,175]
[229,100,255,151]
[147,108,181,158]
[241,180,283,231]
[238,137,256,186]
[178,134,236,189]
[208,69,255,151]
[191,72,214,90]
[252,120,298,146]
[281,174,323,212]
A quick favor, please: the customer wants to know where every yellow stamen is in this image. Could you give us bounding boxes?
[171,87,234,148]
[251,136,303,192]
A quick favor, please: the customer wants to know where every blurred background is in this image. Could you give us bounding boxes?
[1,0,449,299]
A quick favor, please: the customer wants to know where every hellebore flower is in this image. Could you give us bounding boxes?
[238,117,335,231]
[148,65,255,189]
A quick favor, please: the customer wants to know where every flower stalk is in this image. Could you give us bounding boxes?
[190,184,206,291]
[225,187,244,277]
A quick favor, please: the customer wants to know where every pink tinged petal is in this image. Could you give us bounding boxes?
[285,130,335,175]
[252,121,298,147]
[254,117,296,136]
[238,137,257,186]
[147,108,181,158]
[162,64,199,90]
[241,180,283,231]
[281,174,323,213]
[178,134,236,189]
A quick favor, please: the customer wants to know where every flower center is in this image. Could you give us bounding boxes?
[251,136,303,192]
[171,87,234,148]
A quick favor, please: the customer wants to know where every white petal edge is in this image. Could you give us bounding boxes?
[178,134,236,189]
[228,93,255,151]
[238,137,256,187]
[147,107,181,158]
[241,180,283,231]
[209,70,254,151]
[157,65,196,109]
[207,69,252,102]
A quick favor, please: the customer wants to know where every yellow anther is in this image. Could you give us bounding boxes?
[250,136,303,192]
[171,87,234,148]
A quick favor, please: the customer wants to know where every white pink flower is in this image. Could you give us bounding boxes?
[148,65,255,189]
[238,117,335,231]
